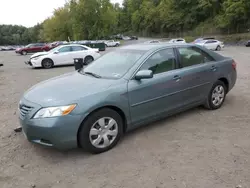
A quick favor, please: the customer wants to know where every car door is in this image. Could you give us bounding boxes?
[203,41,212,49]
[71,46,88,63]
[26,44,35,53]
[51,46,72,65]
[175,46,217,105]
[32,44,41,53]
[128,48,185,125]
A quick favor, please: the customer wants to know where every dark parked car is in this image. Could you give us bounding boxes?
[130,36,138,40]
[19,43,237,154]
[15,43,51,55]
[245,40,250,47]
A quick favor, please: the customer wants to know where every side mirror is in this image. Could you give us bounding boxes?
[54,51,59,54]
[134,70,153,80]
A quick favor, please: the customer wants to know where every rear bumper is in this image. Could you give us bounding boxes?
[228,70,237,92]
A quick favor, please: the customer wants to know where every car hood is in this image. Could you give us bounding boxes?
[30,52,48,59]
[23,71,117,106]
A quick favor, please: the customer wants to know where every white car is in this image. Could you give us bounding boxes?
[168,38,186,43]
[104,40,120,47]
[26,44,101,69]
[196,40,224,51]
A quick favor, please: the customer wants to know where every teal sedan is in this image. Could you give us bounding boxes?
[19,43,237,153]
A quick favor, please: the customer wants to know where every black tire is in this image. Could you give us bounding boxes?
[115,43,119,47]
[84,56,94,65]
[42,58,54,69]
[216,45,221,51]
[21,51,27,55]
[78,108,123,154]
[204,80,227,110]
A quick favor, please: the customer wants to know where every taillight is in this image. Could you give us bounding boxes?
[232,60,237,70]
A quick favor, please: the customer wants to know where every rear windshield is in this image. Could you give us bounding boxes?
[84,49,146,79]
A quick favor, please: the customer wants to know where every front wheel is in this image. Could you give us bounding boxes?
[42,58,54,69]
[204,80,227,110]
[21,51,27,55]
[78,108,123,154]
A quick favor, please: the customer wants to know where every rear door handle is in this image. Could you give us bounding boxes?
[173,75,181,81]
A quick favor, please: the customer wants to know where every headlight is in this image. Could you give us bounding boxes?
[33,104,76,119]
[33,56,42,60]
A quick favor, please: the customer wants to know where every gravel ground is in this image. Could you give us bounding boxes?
[0,45,250,188]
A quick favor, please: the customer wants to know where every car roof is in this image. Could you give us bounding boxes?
[60,44,86,47]
[202,39,218,42]
[120,43,193,51]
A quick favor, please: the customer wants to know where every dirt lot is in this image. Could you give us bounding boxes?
[0,45,250,188]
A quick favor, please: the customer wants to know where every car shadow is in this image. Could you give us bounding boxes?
[32,64,75,70]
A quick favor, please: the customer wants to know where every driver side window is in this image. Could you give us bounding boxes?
[140,48,176,75]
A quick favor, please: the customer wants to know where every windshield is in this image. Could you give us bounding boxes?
[196,40,206,44]
[25,44,33,48]
[83,49,146,79]
[49,45,64,53]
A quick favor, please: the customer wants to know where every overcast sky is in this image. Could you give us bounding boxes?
[0,0,123,27]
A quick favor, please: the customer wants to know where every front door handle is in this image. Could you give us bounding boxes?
[173,75,181,81]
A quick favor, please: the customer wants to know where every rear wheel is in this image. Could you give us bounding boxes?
[78,108,123,154]
[84,56,94,65]
[42,58,54,69]
[216,45,221,51]
[204,80,226,110]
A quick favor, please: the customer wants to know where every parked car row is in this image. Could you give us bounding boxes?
[19,42,237,154]
[0,45,24,51]
[15,39,122,56]
[25,44,100,69]
[110,34,138,40]
[104,40,120,47]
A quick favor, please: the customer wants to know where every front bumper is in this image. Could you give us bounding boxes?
[19,98,86,150]
[25,59,41,67]
[25,60,32,66]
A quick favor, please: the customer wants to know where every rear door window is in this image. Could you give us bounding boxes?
[71,46,87,51]
[178,47,214,67]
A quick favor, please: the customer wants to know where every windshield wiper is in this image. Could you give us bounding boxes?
[84,71,102,78]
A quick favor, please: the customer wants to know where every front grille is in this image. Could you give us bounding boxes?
[19,104,33,117]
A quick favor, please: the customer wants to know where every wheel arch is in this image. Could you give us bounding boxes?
[84,55,94,60]
[41,58,54,66]
[77,105,127,148]
[218,77,229,93]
